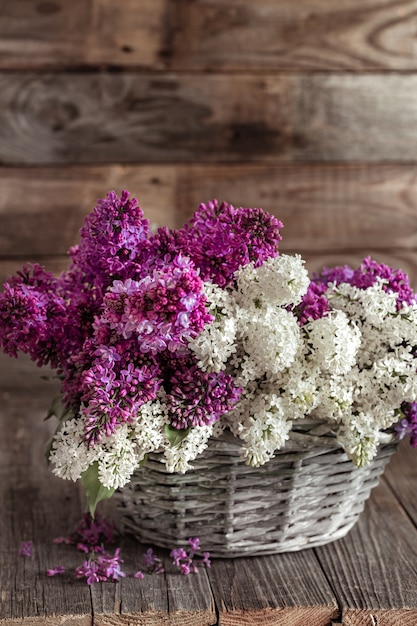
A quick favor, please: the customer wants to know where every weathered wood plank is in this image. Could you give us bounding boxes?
[0,390,92,625]
[166,0,417,71]
[1,164,417,258]
[1,74,417,165]
[0,165,181,258]
[0,0,166,70]
[0,72,292,165]
[294,74,417,162]
[384,440,417,529]
[89,539,216,625]
[315,479,417,625]
[1,0,417,71]
[207,551,338,625]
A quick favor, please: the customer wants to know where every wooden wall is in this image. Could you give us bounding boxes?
[1,0,417,287]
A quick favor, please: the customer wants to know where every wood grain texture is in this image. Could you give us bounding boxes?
[207,552,338,625]
[0,385,216,626]
[0,0,166,70]
[0,390,91,625]
[384,441,417,528]
[1,164,417,259]
[1,73,417,165]
[315,480,417,624]
[0,166,182,258]
[0,72,292,165]
[91,538,216,625]
[1,0,417,71]
[166,0,417,71]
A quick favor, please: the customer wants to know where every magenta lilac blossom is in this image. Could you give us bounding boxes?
[19,541,33,557]
[179,200,283,286]
[315,257,416,310]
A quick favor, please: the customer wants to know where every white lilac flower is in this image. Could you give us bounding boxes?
[273,361,321,420]
[235,253,309,309]
[305,310,361,375]
[238,307,301,377]
[49,418,99,482]
[188,282,238,372]
[326,279,397,327]
[133,395,170,454]
[312,373,355,422]
[337,413,380,467]
[236,392,292,467]
[353,358,417,429]
[163,425,214,473]
[97,424,141,490]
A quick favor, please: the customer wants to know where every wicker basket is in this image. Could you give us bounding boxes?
[115,421,398,557]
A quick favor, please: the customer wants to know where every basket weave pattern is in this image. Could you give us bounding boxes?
[115,422,397,557]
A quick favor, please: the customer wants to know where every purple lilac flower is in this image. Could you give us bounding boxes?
[75,559,101,585]
[0,265,66,367]
[170,538,211,575]
[75,548,126,585]
[97,548,126,581]
[141,547,165,574]
[19,541,33,557]
[178,200,283,286]
[100,255,213,355]
[55,513,117,553]
[166,362,242,430]
[294,281,330,326]
[315,257,416,310]
[74,190,150,291]
[80,342,162,445]
[395,403,417,447]
[54,271,101,369]
[46,566,65,576]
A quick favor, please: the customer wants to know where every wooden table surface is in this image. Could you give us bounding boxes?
[1,357,417,626]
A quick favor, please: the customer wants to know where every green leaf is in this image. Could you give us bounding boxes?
[164,424,191,448]
[80,462,115,518]
[44,395,74,422]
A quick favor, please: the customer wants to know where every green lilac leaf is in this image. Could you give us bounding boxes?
[80,462,115,518]
[164,424,191,448]
[44,395,74,422]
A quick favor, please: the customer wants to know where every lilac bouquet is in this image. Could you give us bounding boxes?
[1,190,417,514]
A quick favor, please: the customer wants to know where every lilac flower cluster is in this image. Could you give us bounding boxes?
[178,200,283,287]
[314,257,416,310]
[167,360,242,429]
[294,257,416,325]
[140,547,165,574]
[74,189,150,292]
[75,547,126,585]
[294,282,330,326]
[53,512,117,552]
[170,537,211,575]
[395,403,417,447]
[1,192,276,452]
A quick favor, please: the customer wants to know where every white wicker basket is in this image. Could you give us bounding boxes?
[115,421,397,557]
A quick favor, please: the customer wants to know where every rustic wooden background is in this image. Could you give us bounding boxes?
[0,0,417,289]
